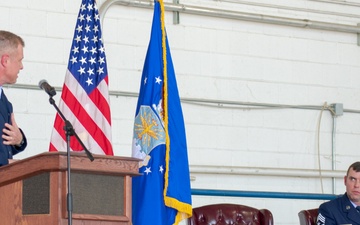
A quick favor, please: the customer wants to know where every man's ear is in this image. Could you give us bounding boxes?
[0,54,9,67]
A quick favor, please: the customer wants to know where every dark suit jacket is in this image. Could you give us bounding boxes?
[0,91,27,166]
[317,192,360,225]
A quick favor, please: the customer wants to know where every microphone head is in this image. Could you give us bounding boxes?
[38,79,47,89]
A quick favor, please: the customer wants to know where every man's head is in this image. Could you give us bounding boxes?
[0,30,25,85]
[344,161,360,205]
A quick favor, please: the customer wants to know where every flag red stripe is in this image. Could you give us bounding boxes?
[49,141,56,152]
[88,84,111,125]
[61,84,112,154]
[51,109,84,151]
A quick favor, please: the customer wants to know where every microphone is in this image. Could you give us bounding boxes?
[38,79,56,97]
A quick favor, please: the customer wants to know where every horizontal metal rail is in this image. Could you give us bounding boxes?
[7,83,360,114]
[191,189,337,200]
[99,0,360,34]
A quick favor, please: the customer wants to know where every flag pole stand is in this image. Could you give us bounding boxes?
[48,96,94,225]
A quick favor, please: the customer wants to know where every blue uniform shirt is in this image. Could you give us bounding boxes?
[0,89,27,166]
[317,193,360,225]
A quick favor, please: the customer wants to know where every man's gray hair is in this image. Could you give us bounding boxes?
[0,30,25,54]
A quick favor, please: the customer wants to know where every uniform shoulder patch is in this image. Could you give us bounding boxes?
[317,213,325,225]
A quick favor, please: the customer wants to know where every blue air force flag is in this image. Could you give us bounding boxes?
[131,1,192,225]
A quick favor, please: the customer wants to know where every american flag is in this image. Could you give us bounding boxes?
[49,0,113,155]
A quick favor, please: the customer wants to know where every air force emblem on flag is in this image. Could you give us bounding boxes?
[132,104,165,167]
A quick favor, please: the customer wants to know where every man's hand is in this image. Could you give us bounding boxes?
[8,159,19,164]
[2,113,23,146]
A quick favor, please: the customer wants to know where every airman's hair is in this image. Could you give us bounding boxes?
[346,161,360,176]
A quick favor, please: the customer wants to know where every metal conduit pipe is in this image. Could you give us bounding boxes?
[7,83,360,114]
[310,0,360,7]
[332,116,337,194]
[190,165,345,178]
[98,0,360,34]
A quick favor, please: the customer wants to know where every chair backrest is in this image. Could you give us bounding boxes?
[188,203,274,225]
[298,208,318,225]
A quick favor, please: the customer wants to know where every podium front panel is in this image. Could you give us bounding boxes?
[22,172,50,215]
[71,172,124,216]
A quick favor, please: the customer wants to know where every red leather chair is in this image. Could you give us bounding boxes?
[298,208,318,225]
[188,203,274,225]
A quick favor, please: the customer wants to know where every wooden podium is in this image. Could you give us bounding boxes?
[0,152,140,225]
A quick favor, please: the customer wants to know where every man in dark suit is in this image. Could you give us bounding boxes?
[0,30,27,166]
[317,161,360,225]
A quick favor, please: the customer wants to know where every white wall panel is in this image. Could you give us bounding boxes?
[1,0,360,224]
